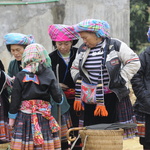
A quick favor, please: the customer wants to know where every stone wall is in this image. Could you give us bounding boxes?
[0,0,130,70]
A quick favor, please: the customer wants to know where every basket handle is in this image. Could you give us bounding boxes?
[66,127,86,142]
[82,135,88,150]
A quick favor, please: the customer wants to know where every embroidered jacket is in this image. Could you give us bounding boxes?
[9,67,62,116]
[49,47,78,88]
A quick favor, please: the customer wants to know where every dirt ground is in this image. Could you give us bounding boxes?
[123,137,142,150]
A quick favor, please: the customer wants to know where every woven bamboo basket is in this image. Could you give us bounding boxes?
[79,129,123,150]
[0,143,9,150]
[67,128,124,150]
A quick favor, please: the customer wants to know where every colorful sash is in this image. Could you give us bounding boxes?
[20,100,60,145]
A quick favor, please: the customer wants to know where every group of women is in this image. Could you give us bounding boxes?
[0,19,144,150]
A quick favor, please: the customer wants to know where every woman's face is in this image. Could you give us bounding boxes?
[79,31,102,48]
[10,44,25,61]
[55,41,72,55]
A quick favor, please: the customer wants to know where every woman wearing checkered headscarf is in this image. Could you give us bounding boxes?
[71,19,141,139]
[4,33,35,77]
[48,24,82,149]
[8,43,62,150]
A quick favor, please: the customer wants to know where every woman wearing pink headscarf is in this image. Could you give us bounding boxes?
[48,24,81,150]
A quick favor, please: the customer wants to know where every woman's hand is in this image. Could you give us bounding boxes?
[59,83,69,90]
[9,118,15,129]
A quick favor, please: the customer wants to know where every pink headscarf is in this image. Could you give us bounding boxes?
[48,24,79,41]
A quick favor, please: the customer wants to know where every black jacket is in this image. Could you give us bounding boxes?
[131,46,150,114]
[0,61,9,117]
[9,68,62,114]
[49,47,78,88]
[71,38,140,101]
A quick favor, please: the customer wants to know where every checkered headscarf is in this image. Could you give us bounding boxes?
[48,24,79,41]
[22,43,51,73]
[73,19,110,38]
[4,33,35,45]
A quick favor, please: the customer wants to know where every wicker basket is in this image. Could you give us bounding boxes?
[79,129,123,150]
[67,128,124,150]
[0,143,10,150]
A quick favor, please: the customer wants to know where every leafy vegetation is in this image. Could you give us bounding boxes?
[130,0,150,53]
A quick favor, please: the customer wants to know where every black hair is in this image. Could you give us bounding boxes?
[6,44,27,53]
[52,39,79,48]
[0,60,5,71]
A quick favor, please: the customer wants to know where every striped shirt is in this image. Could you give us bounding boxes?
[75,41,111,105]
[83,42,111,94]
